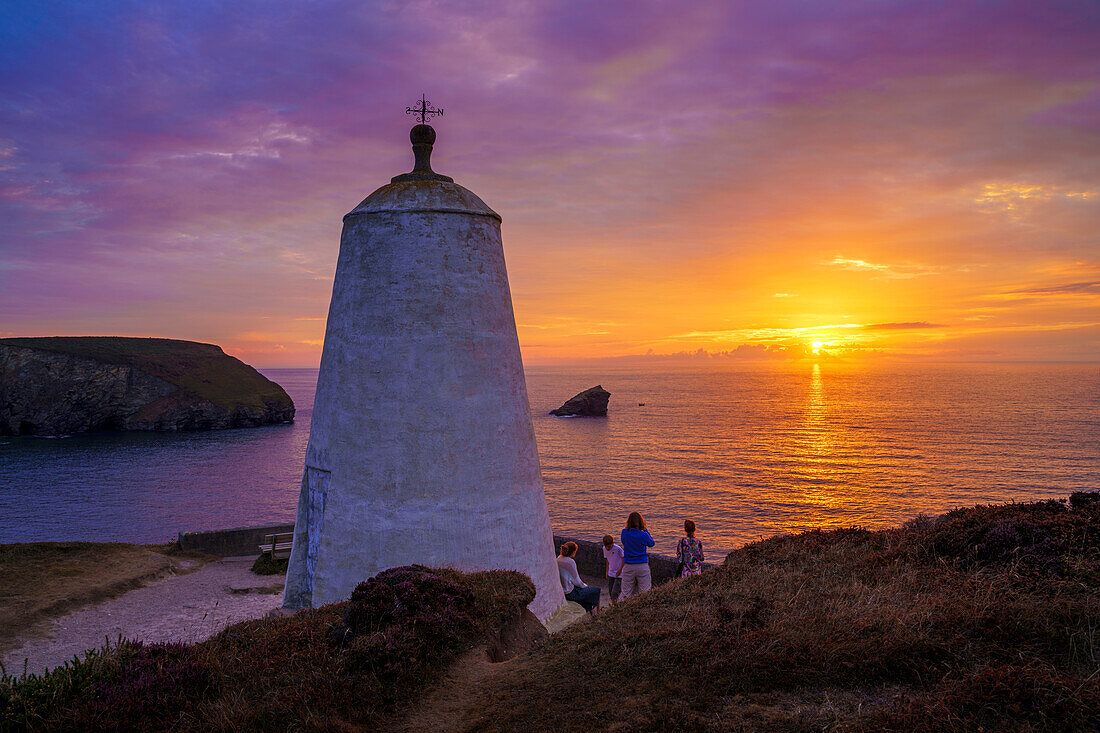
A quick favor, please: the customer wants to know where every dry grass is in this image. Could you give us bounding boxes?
[458,500,1100,732]
[3,497,1097,731]
[1,566,537,731]
[0,543,200,653]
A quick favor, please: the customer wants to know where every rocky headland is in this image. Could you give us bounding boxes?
[0,337,294,435]
[549,384,611,416]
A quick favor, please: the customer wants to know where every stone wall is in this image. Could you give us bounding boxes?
[178,523,294,557]
[177,524,714,588]
[555,535,714,586]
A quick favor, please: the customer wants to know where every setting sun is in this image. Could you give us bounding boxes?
[1,4,1098,728]
[1,0,1096,368]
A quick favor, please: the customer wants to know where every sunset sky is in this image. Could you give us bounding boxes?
[2,1,1097,366]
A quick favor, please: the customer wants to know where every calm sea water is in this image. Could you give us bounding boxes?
[0,364,1096,556]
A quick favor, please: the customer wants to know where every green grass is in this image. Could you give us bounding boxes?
[0,337,290,413]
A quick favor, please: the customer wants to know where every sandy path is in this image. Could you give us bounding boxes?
[3,566,614,680]
[2,556,283,676]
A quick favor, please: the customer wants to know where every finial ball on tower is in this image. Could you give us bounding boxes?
[392,97,453,183]
[410,124,436,145]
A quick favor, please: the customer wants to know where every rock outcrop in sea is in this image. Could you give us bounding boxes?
[549,385,611,417]
[0,337,294,435]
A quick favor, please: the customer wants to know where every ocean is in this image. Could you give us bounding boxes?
[0,363,1096,557]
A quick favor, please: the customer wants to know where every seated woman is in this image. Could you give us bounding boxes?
[557,541,601,613]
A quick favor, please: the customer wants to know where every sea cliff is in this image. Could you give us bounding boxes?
[0,337,294,435]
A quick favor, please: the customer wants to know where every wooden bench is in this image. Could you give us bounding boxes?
[258,532,294,560]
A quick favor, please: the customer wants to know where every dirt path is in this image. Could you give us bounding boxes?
[392,645,504,733]
[2,556,283,676]
[393,572,611,733]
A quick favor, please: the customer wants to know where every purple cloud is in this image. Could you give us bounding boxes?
[1,0,1097,363]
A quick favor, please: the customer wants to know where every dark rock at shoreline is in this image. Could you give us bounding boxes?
[0,337,294,436]
[550,385,611,417]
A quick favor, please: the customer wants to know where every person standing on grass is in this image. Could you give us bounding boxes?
[602,534,624,602]
[619,512,654,600]
[557,541,601,613]
[676,519,705,577]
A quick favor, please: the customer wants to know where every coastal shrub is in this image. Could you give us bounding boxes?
[71,642,209,730]
[341,565,474,634]
[902,499,1100,580]
[1,566,536,731]
[201,566,533,728]
[464,568,538,625]
[858,664,1100,731]
[336,565,477,681]
[333,566,535,684]
[1,643,124,731]
[248,552,287,575]
[730,526,881,567]
[190,604,353,728]
[1,640,207,732]
[1069,490,1100,509]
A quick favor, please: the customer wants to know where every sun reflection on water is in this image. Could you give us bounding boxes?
[2,365,1096,557]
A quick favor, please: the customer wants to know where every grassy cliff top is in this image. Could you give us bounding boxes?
[463,495,1100,731]
[0,337,291,412]
[3,496,1098,731]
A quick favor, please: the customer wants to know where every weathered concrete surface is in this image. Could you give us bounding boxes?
[284,168,565,621]
[178,523,294,557]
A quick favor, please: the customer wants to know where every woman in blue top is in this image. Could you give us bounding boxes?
[619,511,654,599]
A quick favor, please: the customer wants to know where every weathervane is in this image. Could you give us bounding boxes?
[392,94,453,183]
[405,94,443,125]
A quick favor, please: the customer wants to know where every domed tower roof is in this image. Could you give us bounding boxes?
[347,182,500,221]
[346,122,500,221]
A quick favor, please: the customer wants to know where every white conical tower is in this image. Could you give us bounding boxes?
[283,106,564,620]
